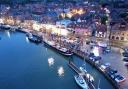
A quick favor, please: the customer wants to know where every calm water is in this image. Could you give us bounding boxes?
[0,30,115,89]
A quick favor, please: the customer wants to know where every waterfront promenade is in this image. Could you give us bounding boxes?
[17,27,122,89]
[100,47,128,89]
[1,25,127,89]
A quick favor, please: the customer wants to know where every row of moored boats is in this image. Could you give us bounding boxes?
[1,24,96,89]
[0,24,73,57]
[43,39,73,56]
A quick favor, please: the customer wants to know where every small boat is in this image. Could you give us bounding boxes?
[0,24,11,30]
[80,67,87,73]
[86,73,94,83]
[74,75,89,89]
[43,40,73,56]
[26,33,33,38]
[26,33,42,44]
[79,66,94,83]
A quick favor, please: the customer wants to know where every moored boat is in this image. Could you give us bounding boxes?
[43,40,73,56]
[26,33,42,44]
[79,66,94,83]
[0,24,11,30]
[80,67,87,73]
[74,75,89,89]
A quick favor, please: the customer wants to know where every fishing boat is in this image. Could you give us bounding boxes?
[74,74,89,89]
[26,33,42,43]
[79,56,94,83]
[0,24,11,30]
[43,40,73,56]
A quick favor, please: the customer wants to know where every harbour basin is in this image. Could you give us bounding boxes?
[0,30,115,89]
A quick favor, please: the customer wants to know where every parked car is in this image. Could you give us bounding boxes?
[89,56,101,62]
[99,64,109,72]
[107,69,118,79]
[105,48,111,53]
[122,52,128,57]
[123,58,128,62]
[114,75,126,83]
[124,62,128,66]
[124,48,128,53]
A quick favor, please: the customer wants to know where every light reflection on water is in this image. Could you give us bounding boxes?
[6,31,10,38]
[25,37,29,43]
[46,48,47,51]
[57,66,64,77]
[0,29,115,89]
[48,57,55,66]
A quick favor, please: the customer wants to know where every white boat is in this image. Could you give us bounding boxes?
[0,24,11,30]
[43,40,73,56]
[74,75,89,89]
[26,33,33,38]
[86,73,94,83]
[80,67,87,73]
[26,33,42,43]
[79,67,94,83]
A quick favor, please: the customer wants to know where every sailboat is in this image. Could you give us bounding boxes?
[43,29,73,56]
[43,39,73,56]
[79,55,94,83]
[74,74,89,89]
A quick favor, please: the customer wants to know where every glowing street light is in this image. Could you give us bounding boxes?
[66,13,73,18]
[77,8,84,15]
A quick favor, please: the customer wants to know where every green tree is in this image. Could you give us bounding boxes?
[101,16,108,25]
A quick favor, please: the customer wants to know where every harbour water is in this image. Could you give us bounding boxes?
[0,30,115,89]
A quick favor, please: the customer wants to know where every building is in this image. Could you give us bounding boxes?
[67,21,92,37]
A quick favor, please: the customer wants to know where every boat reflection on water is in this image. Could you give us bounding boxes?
[48,57,55,66]
[57,66,64,76]
[46,48,47,51]
[6,31,11,38]
[25,37,29,43]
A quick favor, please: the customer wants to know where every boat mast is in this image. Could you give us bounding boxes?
[83,53,86,68]
[97,79,100,89]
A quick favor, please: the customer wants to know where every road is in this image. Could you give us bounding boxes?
[100,47,128,89]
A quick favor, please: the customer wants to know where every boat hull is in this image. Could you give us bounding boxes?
[0,25,10,30]
[74,75,88,89]
[28,37,42,44]
[26,33,42,44]
[43,41,73,56]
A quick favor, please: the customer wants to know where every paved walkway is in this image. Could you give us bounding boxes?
[78,40,128,89]
[100,47,128,89]
[22,28,128,89]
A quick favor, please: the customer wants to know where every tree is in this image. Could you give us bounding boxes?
[101,16,108,25]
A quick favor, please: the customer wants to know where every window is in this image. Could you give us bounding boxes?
[121,37,124,40]
[116,37,119,40]
[112,36,115,39]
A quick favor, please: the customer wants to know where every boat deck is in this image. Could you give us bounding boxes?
[68,61,96,89]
